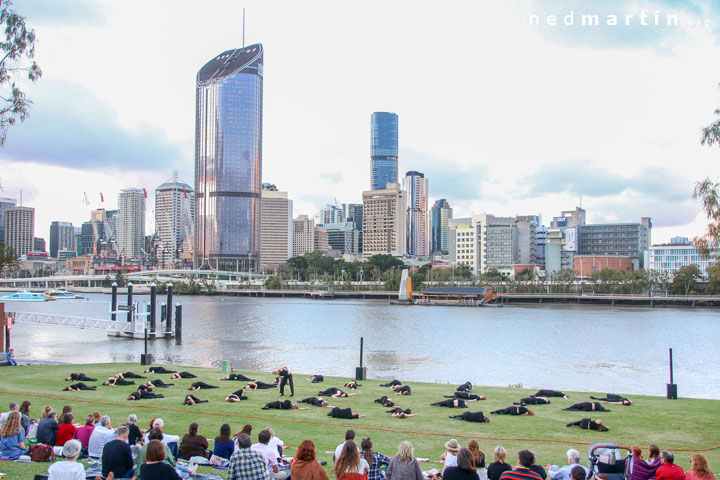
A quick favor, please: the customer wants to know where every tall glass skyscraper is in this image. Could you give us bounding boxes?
[430,199,452,253]
[370,112,398,190]
[195,44,263,271]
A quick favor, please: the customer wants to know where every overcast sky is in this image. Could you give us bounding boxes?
[1,0,719,246]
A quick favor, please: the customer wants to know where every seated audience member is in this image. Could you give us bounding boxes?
[656,451,685,480]
[549,449,588,480]
[229,434,269,480]
[334,440,369,480]
[73,415,95,453]
[102,426,135,479]
[629,445,661,480]
[179,422,210,460]
[648,445,661,465]
[499,450,543,480]
[443,447,479,480]
[386,441,423,480]
[252,428,286,480]
[55,413,77,447]
[126,414,144,446]
[442,439,461,471]
[88,415,113,458]
[291,439,329,480]
[212,424,235,462]
[136,439,181,479]
[37,410,59,445]
[0,412,28,460]
[143,418,181,445]
[487,446,512,480]
[48,439,86,479]
[686,454,714,480]
[467,440,487,480]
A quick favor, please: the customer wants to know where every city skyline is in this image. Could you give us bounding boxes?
[0,1,718,247]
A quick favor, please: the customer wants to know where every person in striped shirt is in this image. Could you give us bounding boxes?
[500,450,543,480]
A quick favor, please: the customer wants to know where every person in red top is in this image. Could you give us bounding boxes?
[656,451,686,480]
[55,413,77,447]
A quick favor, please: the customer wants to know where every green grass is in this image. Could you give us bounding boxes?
[0,363,718,479]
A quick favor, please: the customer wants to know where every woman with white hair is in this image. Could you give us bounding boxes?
[386,441,423,480]
[48,439,85,480]
[126,414,144,446]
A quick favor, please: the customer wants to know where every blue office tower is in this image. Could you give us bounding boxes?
[370,112,398,190]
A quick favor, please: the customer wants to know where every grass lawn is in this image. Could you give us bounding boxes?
[0,363,718,479]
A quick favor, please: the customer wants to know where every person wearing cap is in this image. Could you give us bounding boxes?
[442,439,461,471]
[500,450,543,480]
[48,439,85,480]
[656,451,685,480]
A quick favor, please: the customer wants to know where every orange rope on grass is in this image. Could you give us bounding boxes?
[2,390,719,452]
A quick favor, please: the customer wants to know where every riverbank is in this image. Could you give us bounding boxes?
[0,363,718,479]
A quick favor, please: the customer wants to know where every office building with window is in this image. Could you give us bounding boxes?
[362,183,406,257]
[195,44,264,271]
[117,188,146,260]
[370,112,398,190]
[4,206,34,257]
[431,199,452,253]
[50,221,75,258]
[404,171,429,257]
[261,187,292,269]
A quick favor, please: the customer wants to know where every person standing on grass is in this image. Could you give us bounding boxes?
[228,433,271,480]
[273,365,295,397]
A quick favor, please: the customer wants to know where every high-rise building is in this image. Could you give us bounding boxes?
[362,183,407,257]
[370,112,398,190]
[342,203,363,230]
[117,188,146,260]
[195,44,264,272]
[261,187,293,269]
[515,215,539,265]
[648,237,717,279]
[0,197,16,241]
[4,206,34,257]
[314,225,330,253]
[551,207,586,229]
[430,199,452,253]
[49,221,75,258]
[577,218,651,269]
[33,237,46,253]
[404,171,429,257]
[319,205,344,225]
[155,174,195,267]
[79,222,94,256]
[292,215,314,257]
[325,222,361,254]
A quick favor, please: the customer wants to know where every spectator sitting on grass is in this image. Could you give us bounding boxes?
[48,439,85,480]
[88,415,113,458]
[500,450,543,480]
[549,449,588,480]
[656,450,685,480]
[142,418,180,445]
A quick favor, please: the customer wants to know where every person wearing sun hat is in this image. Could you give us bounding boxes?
[443,439,461,471]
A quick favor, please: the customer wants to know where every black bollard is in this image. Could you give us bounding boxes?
[126,283,134,323]
[111,283,118,322]
[667,347,677,399]
[166,283,173,335]
[355,337,367,380]
[175,303,182,344]
[149,283,157,334]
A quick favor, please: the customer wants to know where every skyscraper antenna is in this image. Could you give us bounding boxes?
[579,196,582,208]
[242,8,246,47]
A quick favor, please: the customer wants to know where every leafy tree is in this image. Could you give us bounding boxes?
[671,264,701,296]
[368,254,404,272]
[266,275,282,289]
[0,1,41,146]
[114,272,127,287]
[0,242,17,273]
[692,178,720,257]
[705,263,720,295]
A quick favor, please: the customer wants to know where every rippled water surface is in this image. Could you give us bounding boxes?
[5,294,720,399]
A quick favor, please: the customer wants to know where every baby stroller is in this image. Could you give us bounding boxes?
[587,442,631,480]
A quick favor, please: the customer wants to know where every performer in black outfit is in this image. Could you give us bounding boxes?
[171,372,197,379]
[386,408,411,414]
[514,397,550,405]
[65,373,97,382]
[122,372,146,378]
[128,390,164,400]
[273,366,294,396]
[344,380,361,389]
[456,381,473,392]
[138,384,153,392]
[221,373,255,381]
[562,402,610,412]
[374,396,395,407]
[491,406,534,415]
[305,375,324,383]
[380,380,401,387]
[299,397,334,407]
[244,381,276,390]
[318,387,352,398]
[444,392,486,401]
[590,394,632,405]
[450,411,490,423]
[431,399,468,408]
[225,393,248,402]
[103,377,135,386]
[148,379,174,388]
[144,366,177,374]
[262,400,308,410]
[394,385,411,395]
[64,383,96,391]
[566,418,609,431]
[189,382,219,391]
[328,407,365,419]
[184,395,208,405]
[532,389,568,399]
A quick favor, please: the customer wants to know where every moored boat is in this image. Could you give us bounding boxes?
[2,291,55,301]
[44,290,85,299]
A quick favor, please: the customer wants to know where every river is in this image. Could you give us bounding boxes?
[4,294,719,399]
